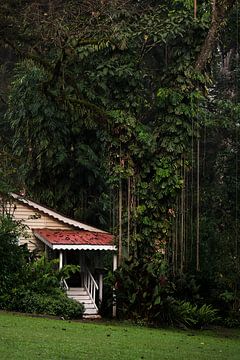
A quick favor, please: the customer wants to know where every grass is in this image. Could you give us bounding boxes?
[0,312,240,360]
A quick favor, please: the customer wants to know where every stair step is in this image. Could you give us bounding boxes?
[84,308,99,315]
[66,287,99,315]
[68,296,88,300]
[68,288,86,291]
[71,299,97,309]
[82,304,96,309]
[70,299,93,304]
[67,292,88,296]
[83,314,101,320]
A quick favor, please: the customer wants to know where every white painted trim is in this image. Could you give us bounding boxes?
[34,232,117,251]
[52,244,116,251]
[11,193,105,233]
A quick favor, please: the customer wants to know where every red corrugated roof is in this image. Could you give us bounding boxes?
[34,228,114,246]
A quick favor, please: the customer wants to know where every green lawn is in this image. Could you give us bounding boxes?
[0,312,239,360]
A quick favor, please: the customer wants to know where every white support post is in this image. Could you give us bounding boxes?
[99,273,103,305]
[113,254,118,271]
[112,253,118,317]
[59,250,63,270]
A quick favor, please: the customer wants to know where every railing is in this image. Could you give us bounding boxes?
[60,278,69,291]
[82,268,99,308]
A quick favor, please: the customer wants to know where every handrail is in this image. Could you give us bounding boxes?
[61,278,69,291]
[83,268,98,309]
[88,269,99,290]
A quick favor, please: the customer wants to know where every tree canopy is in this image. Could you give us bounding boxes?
[0,0,239,325]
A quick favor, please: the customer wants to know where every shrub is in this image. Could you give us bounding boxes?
[22,256,80,296]
[2,289,84,319]
[222,316,240,328]
[0,214,28,296]
[114,255,173,322]
[195,303,219,327]
[171,273,202,303]
[0,213,84,319]
[172,301,219,328]
[113,257,220,328]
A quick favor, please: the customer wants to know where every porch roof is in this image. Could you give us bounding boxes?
[34,228,116,251]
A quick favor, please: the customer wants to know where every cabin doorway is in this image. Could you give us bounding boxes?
[65,250,81,287]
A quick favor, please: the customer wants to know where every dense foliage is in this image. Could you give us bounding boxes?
[0,214,27,296]
[0,0,239,326]
[1,290,84,319]
[113,254,219,327]
[0,213,84,319]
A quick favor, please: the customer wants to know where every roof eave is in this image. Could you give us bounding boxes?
[52,244,117,251]
[34,232,117,251]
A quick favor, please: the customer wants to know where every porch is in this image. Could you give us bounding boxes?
[34,229,117,317]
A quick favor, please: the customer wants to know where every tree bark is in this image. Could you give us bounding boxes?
[194,0,197,19]
[195,0,236,71]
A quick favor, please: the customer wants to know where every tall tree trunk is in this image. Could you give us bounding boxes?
[195,0,236,71]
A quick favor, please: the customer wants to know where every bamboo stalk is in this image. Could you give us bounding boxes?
[180,156,184,272]
[127,177,131,257]
[175,196,179,272]
[118,147,123,265]
[196,139,200,271]
[194,0,197,19]
[118,178,123,265]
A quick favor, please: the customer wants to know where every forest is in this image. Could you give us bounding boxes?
[0,0,240,326]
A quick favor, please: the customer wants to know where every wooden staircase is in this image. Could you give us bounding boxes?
[67,287,99,317]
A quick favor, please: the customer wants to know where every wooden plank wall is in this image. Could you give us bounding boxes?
[13,202,73,252]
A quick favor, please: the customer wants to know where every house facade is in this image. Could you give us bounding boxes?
[10,193,117,317]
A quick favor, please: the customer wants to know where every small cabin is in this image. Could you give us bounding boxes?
[9,193,117,317]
